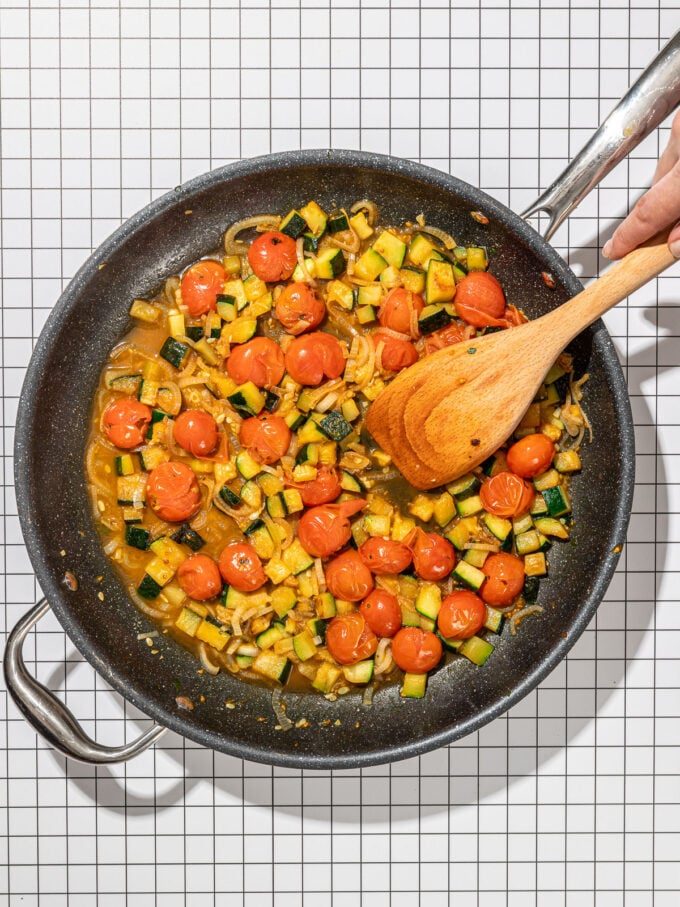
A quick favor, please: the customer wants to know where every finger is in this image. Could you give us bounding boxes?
[669,220,680,259]
[603,161,680,259]
[653,111,680,184]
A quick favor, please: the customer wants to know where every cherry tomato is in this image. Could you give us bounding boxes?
[407,528,456,581]
[438,590,486,640]
[103,398,151,450]
[372,330,418,372]
[147,461,201,523]
[378,288,424,335]
[326,611,378,665]
[297,499,366,558]
[275,282,326,335]
[358,538,412,575]
[180,260,225,318]
[424,321,471,354]
[218,541,266,592]
[359,589,402,638]
[284,332,345,386]
[506,433,555,478]
[248,231,297,283]
[173,409,219,457]
[392,627,443,674]
[226,337,285,388]
[481,552,525,606]
[294,467,342,506]
[454,272,507,328]
[480,471,534,518]
[177,554,223,601]
[239,413,291,465]
[325,550,374,602]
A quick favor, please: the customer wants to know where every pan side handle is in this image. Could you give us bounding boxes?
[521,30,680,240]
[3,599,166,764]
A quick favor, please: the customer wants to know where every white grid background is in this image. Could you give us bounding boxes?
[1,1,680,903]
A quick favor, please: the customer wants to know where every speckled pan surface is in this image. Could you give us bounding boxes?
[14,150,634,769]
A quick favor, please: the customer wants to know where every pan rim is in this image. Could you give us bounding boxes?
[14,149,635,768]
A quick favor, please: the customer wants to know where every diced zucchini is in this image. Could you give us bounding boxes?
[145,556,175,587]
[372,231,407,269]
[315,248,345,279]
[426,259,456,304]
[342,660,374,684]
[447,473,480,500]
[524,552,547,577]
[459,635,494,665]
[122,507,144,524]
[533,517,569,540]
[512,514,534,535]
[149,536,186,570]
[409,495,435,523]
[175,607,203,637]
[234,451,261,480]
[363,514,390,537]
[433,492,455,528]
[523,576,540,602]
[117,474,146,505]
[315,591,337,619]
[340,471,363,494]
[401,672,427,699]
[252,651,292,684]
[196,619,229,651]
[318,411,352,441]
[533,469,560,491]
[185,325,203,342]
[283,408,306,431]
[328,210,350,234]
[292,464,317,482]
[240,480,262,509]
[228,381,265,417]
[415,583,442,620]
[282,488,304,513]
[327,279,354,310]
[271,586,297,618]
[391,512,416,542]
[219,485,241,508]
[222,318,257,344]
[264,557,291,585]
[108,373,142,395]
[466,247,488,271]
[217,295,237,322]
[445,522,470,551]
[137,574,162,599]
[299,201,327,237]
[483,513,512,543]
[266,492,287,520]
[280,209,308,239]
[115,454,135,477]
[312,662,341,693]
[357,284,383,308]
[544,361,567,384]
[244,520,276,559]
[453,560,485,591]
[282,539,314,575]
[542,485,571,517]
[400,266,426,294]
[125,525,150,550]
[530,494,549,516]
[349,211,373,239]
[456,495,483,517]
[129,299,160,323]
[356,305,376,324]
[554,450,582,473]
[463,548,488,568]
[243,274,268,302]
[483,606,504,634]
[515,529,541,555]
[418,304,452,335]
[354,248,388,282]
[407,234,439,269]
[257,623,288,650]
[293,629,318,661]
[159,337,190,369]
[340,399,361,424]
[297,418,326,444]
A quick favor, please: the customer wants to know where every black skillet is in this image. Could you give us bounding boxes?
[5,35,680,768]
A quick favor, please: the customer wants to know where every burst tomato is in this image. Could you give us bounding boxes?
[481,552,525,606]
[284,331,345,386]
[218,541,266,592]
[359,589,402,638]
[275,282,326,335]
[372,329,418,372]
[358,538,412,575]
[239,413,291,465]
[226,337,285,388]
[297,499,366,558]
[407,528,456,581]
[506,433,555,478]
[173,409,219,457]
[454,272,507,328]
[392,627,442,674]
[248,231,297,282]
[438,590,486,640]
[103,398,151,449]
[326,611,378,665]
[378,288,424,335]
[294,467,342,506]
[480,471,534,518]
[146,461,201,523]
[325,550,374,602]
[424,321,471,354]
[177,554,223,601]
[180,260,225,317]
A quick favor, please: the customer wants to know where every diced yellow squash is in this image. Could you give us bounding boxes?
[129,299,161,323]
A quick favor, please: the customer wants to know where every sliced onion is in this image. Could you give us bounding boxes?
[350,199,378,225]
[272,688,293,731]
[509,605,544,636]
[362,684,375,707]
[157,381,182,416]
[295,237,317,286]
[224,214,281,254]
[199,643,220,675]
[416,225,456,250]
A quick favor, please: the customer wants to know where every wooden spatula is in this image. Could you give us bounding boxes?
[365,236,677,490]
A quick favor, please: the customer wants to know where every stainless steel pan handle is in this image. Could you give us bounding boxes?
[522,30,680,240]
[3,599,166,764]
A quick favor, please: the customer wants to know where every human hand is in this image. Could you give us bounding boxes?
[602,108,680,260]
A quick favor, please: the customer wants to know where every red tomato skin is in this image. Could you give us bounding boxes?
[358,538,412,575]
[146,461,201,523]
[177,554,223,601]
[326,611,378,665]
[408,529,456,581]
[481,552,525,606]
[284,332,345,386]
[438,590,486,640]
[372,330,418,372]
[218,541,266,592]
[392,627,443,674]
[325,550,374,602]
[103,398,152,449]
[297,499,366,558]
[378,288,424,335]
[226,337,285,388]
[295,467,342,506]
[239,414,291,465]
[173,409,219,457]
[454,272,507,328]
[359,590,402,638]
[275,283,325,335]
[247,231,297,282]
[424,321,471,353]
[180,260,226,317]
[506,433,555,478]
[480,472,534,518]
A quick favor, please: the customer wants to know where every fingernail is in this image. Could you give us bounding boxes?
[602,240,612,259]
[669,238,680,259]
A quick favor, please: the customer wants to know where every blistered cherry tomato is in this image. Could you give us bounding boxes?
[173,409,219,457]
[177,554,223,601]
[359,589,402,638]
[297,499,366,558]
[372,329,418,372]
[407,528,456,581]
[424,321,470,354]
[454,272,507,328]
[275,282,326,335]
[103,398,151,450]
[295,467,342,506]
[481,552,525,606]
[325,550,374,602]
[480,471,534,518]
[438,590,486,640]
[284,332,345,386]
[239,413,291,465]
[378,288,424,335]
[248,231,297,282]
[180,260,225,318]
[147,461,201,523]
[392,627,442,674]
[326,611,378,665]
[226,337,285,388]
[358,538,412,575]
[218,541,266,592]
[506,433,555,478]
